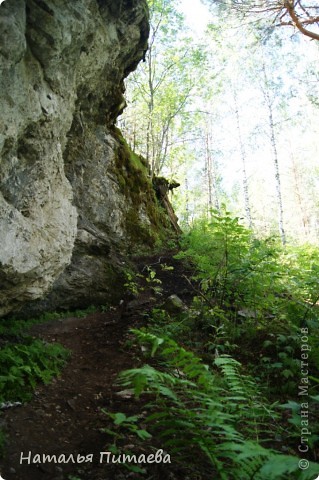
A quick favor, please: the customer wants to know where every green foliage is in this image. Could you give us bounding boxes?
[113,213,319,477]
[64,204,319,480]
[144,266,163,296]
[175,212,319,394]
[0,338,69,403]
[124,271,140,297]
[116,330,319,479]
[124,266,163,298]
[177,210,283,313]
[102,411,152,442]
[101,411,151,475]
[121,0,207,177]
[279,396,319,450]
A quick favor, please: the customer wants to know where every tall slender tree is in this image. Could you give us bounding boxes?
[119,0,204,176]
[261,60,286,245]
[204,122,221,214]
[233,88,253,229]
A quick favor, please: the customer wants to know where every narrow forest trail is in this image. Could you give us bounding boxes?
[0,254,194,480]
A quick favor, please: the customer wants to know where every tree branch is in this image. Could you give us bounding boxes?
[283,0,319,40]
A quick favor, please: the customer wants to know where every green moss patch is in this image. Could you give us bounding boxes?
[110,126,173,247]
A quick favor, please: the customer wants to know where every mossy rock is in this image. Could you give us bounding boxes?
[110,126,179,248]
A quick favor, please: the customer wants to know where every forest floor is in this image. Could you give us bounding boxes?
[0,253,195,480]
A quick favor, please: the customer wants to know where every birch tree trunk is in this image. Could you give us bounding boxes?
[262,63,286,245]
[204,122,221,215]
[233,89,253,229]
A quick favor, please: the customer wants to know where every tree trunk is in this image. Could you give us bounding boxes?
[204,123,221,214]
[262,63,286,245]
[233,89,253,229]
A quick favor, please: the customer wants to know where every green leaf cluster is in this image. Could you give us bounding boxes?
[175,212,319,393]
[116,330,319,479]
[0,338,69,403]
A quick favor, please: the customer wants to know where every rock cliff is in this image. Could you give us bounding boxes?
[0,0,174,317]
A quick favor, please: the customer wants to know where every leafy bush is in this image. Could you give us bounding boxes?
[175,212,319,393]
[177,212,295,316]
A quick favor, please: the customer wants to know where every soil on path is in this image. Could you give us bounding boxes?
[0,254,195,480]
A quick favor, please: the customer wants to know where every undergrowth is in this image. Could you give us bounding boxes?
[0,307,102,403]
[0,309,74,459]
[0,338,69,403]
[174,211,319,396]
[106,211,319,478]
[111,330,319,479]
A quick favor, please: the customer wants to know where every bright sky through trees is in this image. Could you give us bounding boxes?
[121,0,319,243]
[175,0,319,241]
[178,0,212,34]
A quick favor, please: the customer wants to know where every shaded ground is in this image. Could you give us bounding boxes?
[0,254,195,480]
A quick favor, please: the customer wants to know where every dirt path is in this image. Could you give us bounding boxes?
[0,254,194,480]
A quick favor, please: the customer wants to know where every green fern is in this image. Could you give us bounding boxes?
[116,330,319,480]
[0,339,69,403]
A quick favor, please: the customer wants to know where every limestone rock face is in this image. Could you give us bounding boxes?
[0,0,168,316]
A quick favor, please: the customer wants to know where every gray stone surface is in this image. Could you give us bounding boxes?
[0,0,164,316]
[163,295,187,315]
